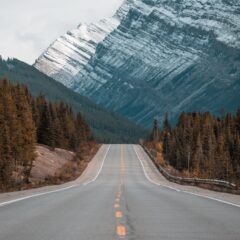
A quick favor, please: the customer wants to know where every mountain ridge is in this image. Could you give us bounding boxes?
[34,0,240,127]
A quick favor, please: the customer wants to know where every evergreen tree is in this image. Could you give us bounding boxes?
[14,84,36,183]
[149,119,161,142]
[192,134,204,176]
[162,114,171,156]
[149,110,240,184]
[0,79,93,189]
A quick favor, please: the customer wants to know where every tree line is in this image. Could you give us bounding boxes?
[0,79,92,189]
[149,111,240,184]
[0,57,147,144]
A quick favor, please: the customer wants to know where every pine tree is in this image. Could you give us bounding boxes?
[38,101,53,147]
[0,124,12,186]
[49,103,64,149]
[0,79,93,189]
[14,84,36,183]
[192,134,204,176]
[149,119,161,142]
[0,99,12,186]
[162,114,172,156]
[163,113,171,132]
[214,133,228,179]
[0,80,18,186]
[150,110,240,183]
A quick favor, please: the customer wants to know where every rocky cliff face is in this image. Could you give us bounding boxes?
[34,17,120,87]
[35,0,240,127]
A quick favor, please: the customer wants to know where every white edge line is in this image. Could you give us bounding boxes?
[0,184,78,208]
[134,145,240,209]
[0,145,111,208]
[134,145,162,186]
[83,144,111,186]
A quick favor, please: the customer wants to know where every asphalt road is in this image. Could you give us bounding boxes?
[0,144,240,240]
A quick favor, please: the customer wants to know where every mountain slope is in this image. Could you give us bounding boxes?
[35,0,240,127]
[34,18,120,88]
[0,58,147,143]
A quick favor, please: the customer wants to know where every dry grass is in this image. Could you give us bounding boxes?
[0,142,100,193]
[45,142,100,185]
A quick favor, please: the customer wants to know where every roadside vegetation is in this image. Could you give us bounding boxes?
[0,79,94,192]
[45,143,100,185]
[146,111,240,186]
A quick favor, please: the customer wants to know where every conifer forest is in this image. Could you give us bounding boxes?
[0,79,92,189]
[148,112,240,185]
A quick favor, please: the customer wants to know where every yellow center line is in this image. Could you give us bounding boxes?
[114,203,120,208]
[113,146,126,239]
[116,225,126,237]
[115,211,123,218]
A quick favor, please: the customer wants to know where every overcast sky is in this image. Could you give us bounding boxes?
[0,0,123,64]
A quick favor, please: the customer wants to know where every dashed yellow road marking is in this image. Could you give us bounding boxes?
[114,147,126,239]
[116,225,126,237]
[114,203,120,208]
[115,211,123,218]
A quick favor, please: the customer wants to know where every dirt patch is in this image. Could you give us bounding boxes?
[0,142,100,193]
[30,144,75,184]
[45,143,100,185]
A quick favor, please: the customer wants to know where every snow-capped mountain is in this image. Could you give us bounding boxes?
[35,0,240,127]
[34,18,120,87]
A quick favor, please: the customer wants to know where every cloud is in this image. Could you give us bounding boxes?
[0,0,123,64]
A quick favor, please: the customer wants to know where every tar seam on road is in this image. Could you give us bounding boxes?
[133,145,240,209]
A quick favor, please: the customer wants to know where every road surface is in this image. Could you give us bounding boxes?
[0,144,240,240]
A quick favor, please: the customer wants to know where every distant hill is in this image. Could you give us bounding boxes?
[0,58,147,143]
